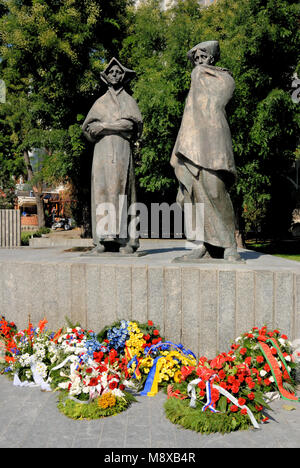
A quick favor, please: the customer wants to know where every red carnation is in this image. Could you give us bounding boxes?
[231,384,240,394]
[230,405,239,412]
[181,366,195,380]
[238,397,246,406]
[153,329,159,336]
[211,388,220,403]
[239,347,247,356]
[227,375,236,384]
[240,408,248,415]
[148,320,153,326]
[198,381,206,390]
[219,381,227,390]
[93,351,104,362]
[271,347,277,355]
[256,355,264,363]
[247,392,255,400]
[244,357,251,366]
[89,377,99,387]
[257,335,267,342]
[109,381,118,390]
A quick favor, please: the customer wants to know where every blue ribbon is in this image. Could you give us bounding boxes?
[140,356,163,396]
[145,340,196,360]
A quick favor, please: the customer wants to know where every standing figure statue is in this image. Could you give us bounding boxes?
[82,58,143,254]
[171,41,242,262]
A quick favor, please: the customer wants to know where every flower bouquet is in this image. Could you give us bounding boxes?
[164,326,299,434]
[0,316,17,365]
[0,317,55,390]
[98,319,197,396]
[47,325,136,419]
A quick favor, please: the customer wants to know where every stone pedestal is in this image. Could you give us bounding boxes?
[0,240,299,358]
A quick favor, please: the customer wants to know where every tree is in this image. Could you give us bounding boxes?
[0,0,130,229]
[121,0,300,238]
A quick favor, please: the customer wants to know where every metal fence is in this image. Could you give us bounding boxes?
[0,209,21,248]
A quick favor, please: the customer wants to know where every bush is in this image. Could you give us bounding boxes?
[21,227,51,245]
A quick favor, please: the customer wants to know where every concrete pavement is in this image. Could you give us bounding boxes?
[0,375,299,448]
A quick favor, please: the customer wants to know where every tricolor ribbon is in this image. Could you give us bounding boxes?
[202,379,218,413]
[187,376,260,429]
[187,377,219,412]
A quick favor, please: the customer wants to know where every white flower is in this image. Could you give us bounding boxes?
[269,376,274,383]
[58,381,69,390]
[35,362,47,379]
[260,370,267,377]
[278,338,286,346]
[112,388,125,398]
[285,355,291,362]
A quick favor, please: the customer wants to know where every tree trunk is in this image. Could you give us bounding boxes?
[235,229,245,248]
[234,205,246,248]
[23,149,45,228]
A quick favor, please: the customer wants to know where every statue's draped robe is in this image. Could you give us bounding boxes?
[171,64,237,249]
[82,87,143,248]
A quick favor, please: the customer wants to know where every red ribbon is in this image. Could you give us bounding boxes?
[259,340,298,401]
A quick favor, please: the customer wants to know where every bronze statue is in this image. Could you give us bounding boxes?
[82,58,143,254]
[171,41,241,261]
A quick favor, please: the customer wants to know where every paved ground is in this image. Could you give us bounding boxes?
[0,375,299,449]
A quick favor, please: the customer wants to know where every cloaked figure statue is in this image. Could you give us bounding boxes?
[171,41,242,262]
[82,58,143,254]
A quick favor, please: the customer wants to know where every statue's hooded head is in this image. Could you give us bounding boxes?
[187,41,220,66]
[100,57,136,89]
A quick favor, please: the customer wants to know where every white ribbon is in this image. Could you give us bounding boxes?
[187,377,260,429]
[50,355,78,373]
[13,358,51,392]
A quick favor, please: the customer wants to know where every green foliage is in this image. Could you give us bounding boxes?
[0,0,130,229]
[21,226,51,245]
[57,391,137,420]
[164,397,264,434]
[1,0,299,236]
[121,0,300,235]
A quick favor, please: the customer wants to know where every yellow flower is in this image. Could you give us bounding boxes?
[174,370,182,383]
[97,392,116,409]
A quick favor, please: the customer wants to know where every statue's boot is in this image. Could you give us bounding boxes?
[119,244,135,254]
[94,243,106,253]
[182,244,207,259]
[224,247,242,262]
